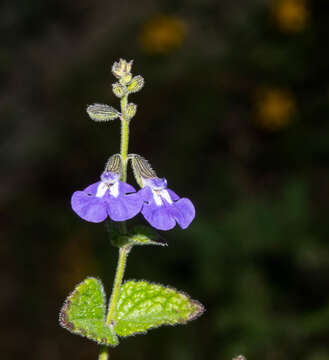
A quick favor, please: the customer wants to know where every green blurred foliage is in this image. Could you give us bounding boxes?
[1,0,329,359]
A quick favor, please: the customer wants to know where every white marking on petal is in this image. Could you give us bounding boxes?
[151,189,163,206]
[96,182,108,198]
[109,181,120,198]
[160,189,173,204]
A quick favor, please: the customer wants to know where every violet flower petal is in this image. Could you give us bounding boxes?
[167,189,180,201]
[138,186,154,202]
[71,181,107,223]
[119,181,137,194]
[105,182,143,221]
[139,185,195,230]
[141,200,176,231]
[170,198,195,229]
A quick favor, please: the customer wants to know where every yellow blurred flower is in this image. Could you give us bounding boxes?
[271,0,309,33]
[254,88,296,131]
[140,15,186,55]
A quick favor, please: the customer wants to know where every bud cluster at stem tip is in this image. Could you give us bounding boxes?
[112,59,144,98]
[112,59,133,81]
[86,59,144,124]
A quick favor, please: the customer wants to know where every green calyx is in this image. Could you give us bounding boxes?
[127,75,144,93]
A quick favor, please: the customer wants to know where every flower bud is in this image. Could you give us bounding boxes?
[112,59,133,79]
[119,73,133,86]
[127,75,144,93]
[87,104,120,121]
[112,82,126,98]
[126,103,137,119]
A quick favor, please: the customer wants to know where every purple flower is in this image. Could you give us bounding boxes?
[139,177,195,231]
[71,171,142,223]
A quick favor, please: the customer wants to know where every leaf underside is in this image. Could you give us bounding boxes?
[113,280,204,337]
[59,277,118,346]
[129,225,167,247]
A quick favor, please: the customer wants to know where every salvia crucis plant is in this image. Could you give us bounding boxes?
[59,59,204,360]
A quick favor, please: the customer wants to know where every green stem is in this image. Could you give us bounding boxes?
[98,346,109,360]
[98,92,131,360]
[106,245,130,323]
[119,94,130,234]
[120,95,129,183]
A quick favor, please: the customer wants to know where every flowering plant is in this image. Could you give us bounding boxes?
[59,59,204,359]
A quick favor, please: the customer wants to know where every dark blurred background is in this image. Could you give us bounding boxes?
[1,0,329,359]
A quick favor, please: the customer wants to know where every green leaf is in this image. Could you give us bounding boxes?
[128,226,167,247]
[113,281,204,337]
[109,225,167,247]
[87,104,120,121]
[59,277,119,346]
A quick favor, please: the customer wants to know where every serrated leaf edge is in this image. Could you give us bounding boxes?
[114,280,205,337]
[59,277,118,346]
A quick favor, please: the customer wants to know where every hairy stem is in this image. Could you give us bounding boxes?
[120,95,129,182]
[120,119,129,182]
[98,92,131,360]
[106,245,130,323]
[99,346,110,360]
[119,93,130,234]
